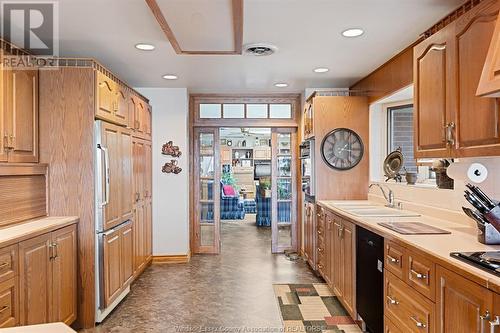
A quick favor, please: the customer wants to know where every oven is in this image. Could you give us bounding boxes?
[300,139,315,200]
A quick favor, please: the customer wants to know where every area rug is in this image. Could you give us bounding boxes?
[273,283,362,333]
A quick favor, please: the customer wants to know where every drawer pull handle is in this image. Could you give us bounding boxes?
[410,316,426,328]
[317,264,323,269]
[411,269,427,279]
[386,296,399,305]
[480,311,490,333]
[317,230,322,235]
[489,315,500,333]
[0,305,9,313]
[387,255,400,264]
[318,248,324,253]
[0,262,9,269]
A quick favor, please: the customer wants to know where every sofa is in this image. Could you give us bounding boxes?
[220,182,246,220]
[256,185,271,227]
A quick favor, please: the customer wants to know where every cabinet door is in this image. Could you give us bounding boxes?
[341,220,355,317]
[127,93,137,129]
[7,68,38,163]
[121,222,134,286]
[0,278,18,328]
[436,265,493,333]
[414,25,452,158]
[453,0,500,156]
[324,214,333,287]
[134,98,145,135]
[145,200,152,262]
[144,105,152,138]
[102,228,122,308]
[0,50,8,163]
[144,141,152,200]
[121,129,133,222]
[100,122,123,230]
[477,14,500,96]
[134,203,145,273]
[132,138,145,204]
[19,233,51,325]
[96,72,116,123]
[50,225,77,325]
[115,88,129,126]
[332,220,342,298]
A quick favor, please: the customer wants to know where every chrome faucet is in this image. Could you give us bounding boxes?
[369,183,395,208]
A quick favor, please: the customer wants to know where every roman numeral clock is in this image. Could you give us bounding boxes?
[320,128,364,170]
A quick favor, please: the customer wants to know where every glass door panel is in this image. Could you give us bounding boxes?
[271,129,297,253]
[194,128,220,253]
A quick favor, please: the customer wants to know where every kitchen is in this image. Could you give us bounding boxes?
[0,0,500,332]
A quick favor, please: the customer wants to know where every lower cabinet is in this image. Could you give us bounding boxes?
[102,220,134,308]
[18,224,77,326]
[436,265,493,333]
[133,200,152,277]
[0,278,18,328]
[304,202,316,269]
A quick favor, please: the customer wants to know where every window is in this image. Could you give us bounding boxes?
[246,104,268,118]
[200,104,222,118]
[269,104,292,119]
[223,104,245,118]
[388,105,417,173]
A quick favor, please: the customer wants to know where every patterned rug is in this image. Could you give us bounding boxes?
[273,284,362,333]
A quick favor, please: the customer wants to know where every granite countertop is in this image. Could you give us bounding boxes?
[0,216,79,248]
[317,200,500,292]
[0,323,76,332]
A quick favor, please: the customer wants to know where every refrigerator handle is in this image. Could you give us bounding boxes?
[98,144,110,207]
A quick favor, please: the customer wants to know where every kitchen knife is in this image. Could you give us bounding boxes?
[464,192,489,213]
[470,184,496,209]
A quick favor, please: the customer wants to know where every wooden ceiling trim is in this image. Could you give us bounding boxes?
[145,0,244,55]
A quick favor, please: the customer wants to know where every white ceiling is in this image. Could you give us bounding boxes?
[40,0,464,92]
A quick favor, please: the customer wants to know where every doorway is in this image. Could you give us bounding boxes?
[192,126,298,254]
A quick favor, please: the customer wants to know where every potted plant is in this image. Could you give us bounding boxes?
[259,177,272,198]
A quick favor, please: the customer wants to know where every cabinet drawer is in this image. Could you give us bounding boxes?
[407,252,435,301]
[385,271,435,333]
[385,240,405,280]
[0,246,17,283]
[0,278,18,328]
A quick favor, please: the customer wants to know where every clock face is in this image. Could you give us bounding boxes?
[321,128,364,170]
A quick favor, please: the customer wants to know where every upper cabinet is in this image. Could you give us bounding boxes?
[477,9,500,97]
[0,51,39,163]
[414,0,500,158]
[303,101,314,139]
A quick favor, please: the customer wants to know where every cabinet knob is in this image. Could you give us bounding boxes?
[386,295,399,305]
[387,255,400,264]
[410,316,426,328]
[411,269,427,280]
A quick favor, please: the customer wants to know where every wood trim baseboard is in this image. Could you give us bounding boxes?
[152,253,191,264]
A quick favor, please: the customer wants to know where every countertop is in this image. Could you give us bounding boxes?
[0,323,76,332]
[0,216,79,248]
[317,200,500,292]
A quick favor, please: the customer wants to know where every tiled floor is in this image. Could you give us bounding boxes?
[83,216,321,333]
[274,284,362,332]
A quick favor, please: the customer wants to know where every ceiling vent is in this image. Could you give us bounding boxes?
[244,43,277,56]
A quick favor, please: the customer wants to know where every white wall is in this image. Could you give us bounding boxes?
[136,88,189,255]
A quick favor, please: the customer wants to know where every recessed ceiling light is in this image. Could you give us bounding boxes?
[341,28,364,38]
[135,43,155,51]
[274,83,288,88]
[162,74,178,80]
[314,67,329,73]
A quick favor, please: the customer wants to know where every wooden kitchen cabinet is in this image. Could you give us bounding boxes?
[414,0,500,158]
[303,202,315,269]
[413,23,452,158]
[303,101,313,139]
[323,212,334,287]
[19,233,51,325]
[0,52,39,163]
[50,225,77,324]
[0,278,18,328]
[477,12,500,97]
[18,224,77,326]
[436,265,493,333]
[316,206,325,279]
[96,71,117,123]
[0,245,17,284]
[133,202,146,274]
[121,222,134,286]
[331,214,356,317]
[220,146,232,164]
[102,228,122,308]
[115,87,129,127]
[253,147,271,160]
[145,199,152,262]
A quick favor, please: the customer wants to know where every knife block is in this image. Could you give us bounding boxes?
[478,222,500,245]
[484,205,500,234]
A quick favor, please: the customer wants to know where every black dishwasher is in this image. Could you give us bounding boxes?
[356,226,384,333]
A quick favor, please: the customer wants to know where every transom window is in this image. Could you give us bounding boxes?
[199,103,292,119]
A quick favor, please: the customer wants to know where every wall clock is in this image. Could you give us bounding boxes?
[321,128,364,170]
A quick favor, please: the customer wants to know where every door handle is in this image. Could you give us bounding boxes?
[410,316,426,328]
[445,122,455,147]
[387,255,400,264]
[411,269,427,280]
[480,311,491,333]
[489,315,499,333]
[386,295,399,305]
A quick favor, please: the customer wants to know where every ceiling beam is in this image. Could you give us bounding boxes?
[145,0,244,55]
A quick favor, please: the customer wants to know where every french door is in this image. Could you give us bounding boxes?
[193,128,221,254]
[271,128,298,253]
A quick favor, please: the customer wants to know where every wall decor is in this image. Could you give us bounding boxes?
[221,139,227,146]
[162,141,182,157]
[321,128,364,171]
[162,160,182,174]
[227,140,233,146]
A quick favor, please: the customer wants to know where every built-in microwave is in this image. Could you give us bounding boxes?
[300,139,315,199]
